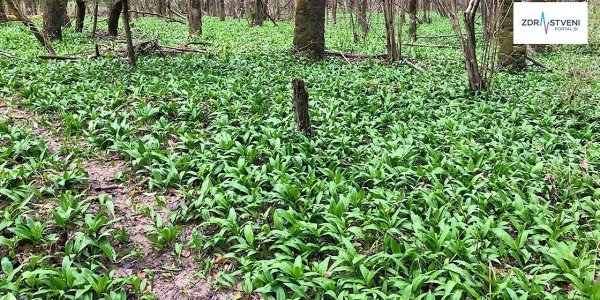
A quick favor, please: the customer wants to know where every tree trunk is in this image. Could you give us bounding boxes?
[252,0,265,26]
[91,0,99,37]
[122,0,136,67]
[357,0,368,37]
[219,0,225,20]
[293,0,325,58]
[188,0,202,35]
[5,0,56,55]
[382,0,398,60]
[0,0,7,24]
[331,0,337,24]
[292,77,312,138]
[75,0,86,32]
[108,0,123,36]
[43,0,64,40]
[497,0,526,69]
[408,0,417,41]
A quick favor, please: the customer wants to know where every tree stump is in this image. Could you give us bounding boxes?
[292,77,312,138]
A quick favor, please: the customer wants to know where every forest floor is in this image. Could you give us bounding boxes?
[1,15,600,300]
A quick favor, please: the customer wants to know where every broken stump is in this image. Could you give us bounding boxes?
[292,77,312,138]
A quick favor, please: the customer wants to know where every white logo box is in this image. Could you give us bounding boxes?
[513,2,588,45]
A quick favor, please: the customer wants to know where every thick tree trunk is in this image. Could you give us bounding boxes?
[188,0,202,35]
[408,0,417,41]
[252,0,265,26]
[43,0,64,40]
[75,0,86,32]
[91,0,99,37]
[292,77,312,138]
[497,0,526,69]
[122,0,136,67]
[293,0,325,58]
[219,0,225,20]
[108,0,123,36]
[0,0,7,24]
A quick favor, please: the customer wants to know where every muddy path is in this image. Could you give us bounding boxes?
[1,98,231,300]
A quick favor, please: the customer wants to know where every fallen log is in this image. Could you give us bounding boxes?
[324,50,388,60]
[403,43,459,49]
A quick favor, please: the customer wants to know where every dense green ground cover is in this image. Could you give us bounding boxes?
[1,14,600,299]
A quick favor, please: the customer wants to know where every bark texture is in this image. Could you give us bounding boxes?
[497,0,526,69]
[408,0,417,41]
[108,0,123,36]
[382,0,398,60]
[293,0,325,58]
[75,0,86,32]
[252,0,266,26]
[43,0,64,40]
[292,77,312,138]
[219,0,225,20]
[188,0,202,35]
[122,0,136,67]
[0,0,7,24]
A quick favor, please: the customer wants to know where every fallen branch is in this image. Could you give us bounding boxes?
[420,33,483,39]
[0,51,18,59]
[525,55,550,70]
[184,41,212,47]
[128,10,185,23]
[324,50,388,60]
[160,45,206,53]
[38,55,79,61]
[403,43,459,49]
[402,58,425,73]
[4,0,56,55]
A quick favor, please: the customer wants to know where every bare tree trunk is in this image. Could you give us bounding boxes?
[0,0,7,23]
[292,77,313,138]
[122,0,136,67]
[43,0,64,40]
[219,0,225,20]
[293,0,325,58]
[108,0,122,36]
[252,0,265,25]
[497,0,526,69]
[357,0,368,37]
[408,0,417,41]
[331,0,337,24]
[188,0,202,35]
[5,0,56,55]
[91,0,99,37]
[382,0,398,60]
[288,0,294,20]
[75,0,86,32]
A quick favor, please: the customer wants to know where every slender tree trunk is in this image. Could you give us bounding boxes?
[382,0,398,60]
[497,0,526,69]
[331,0,337,24]
[0,0,7,24]
[75,0,86,32]
[219,0,225,20]
[357,0,368,37]
[59,0,69,27]
[188,0,202,35]
[293,0,325,58]
[5,0,56,55]
[91,0,99,37]
[122,0,136,67]
[408,0,417,41]
[288,0,294,20]
[108,0,123,36]
[43,0,64,40]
